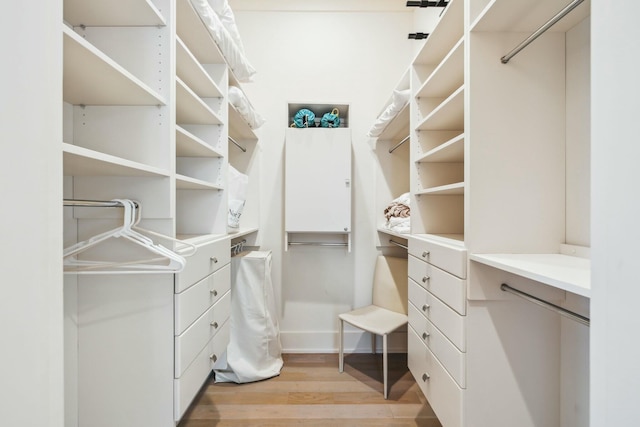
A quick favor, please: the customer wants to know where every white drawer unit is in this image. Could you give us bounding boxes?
[174,320,230,421]
[175,237,231,293]
[173,237,233,422]
[408,278,465,352]
[175,263,231,334]
[409,254,466,315]
[408,236,467,279]
[408,302,466,388]
[407,235,468,426]
[175,290,231,378]
[409,326,464,427]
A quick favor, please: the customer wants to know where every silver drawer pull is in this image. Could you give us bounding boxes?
[422,251,430,258]
[210,257,218,263]
[422,276,430,283]
[210,354,217,363]
[422,332,430,340]
[210,289,218,297]
[211,321,219,329]
[422,373,430,382]
[422,304,430,311]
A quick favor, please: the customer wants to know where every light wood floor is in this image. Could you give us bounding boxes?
[178,353,442,427]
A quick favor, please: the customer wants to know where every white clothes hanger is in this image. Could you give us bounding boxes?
[64,199,193,274]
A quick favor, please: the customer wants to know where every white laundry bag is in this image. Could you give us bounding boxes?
[213,251,283,383]
[228,165,248,231]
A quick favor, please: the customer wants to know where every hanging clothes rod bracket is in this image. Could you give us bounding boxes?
[389,239,408,250]
[500,0,585,64]
[229,136,247,152]
[501,283,590,326]
[389,135,410,153]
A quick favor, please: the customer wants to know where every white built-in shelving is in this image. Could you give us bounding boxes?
[370,70,411,245]
[410,0,465,240]
[63,0,262,425]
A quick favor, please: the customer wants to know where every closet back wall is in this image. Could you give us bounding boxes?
[229,2,414,352]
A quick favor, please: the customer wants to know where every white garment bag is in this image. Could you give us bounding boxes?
[214,250,283,383]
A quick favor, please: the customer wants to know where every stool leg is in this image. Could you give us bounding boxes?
[339,318,344,373]
[383,333,388,399]
[371,333,376,354]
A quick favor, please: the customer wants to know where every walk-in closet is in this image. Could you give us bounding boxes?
[3,0,640,426]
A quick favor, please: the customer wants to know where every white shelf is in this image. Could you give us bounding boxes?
[176,78,223,125]
[228,104,258,140]
[417,133,464,163]
[472,0,591,32]
[417,182,464,195]
[413,0,464,65]
[412,233,465,247]
[176,126,223,158]
[63,26,166,106]
[176,0,225,65]
[175,174,224,190]
[64,0,165,26]
[377,104,410,142]
[176,37,224,99]
[470,253,591,298]
[228,228,259,239]
[416,85,464,131]
[416,37,464,99]
[378,227,410,240]
[371,69,410,141]
[175,233,227,247]
[63,143,170,177]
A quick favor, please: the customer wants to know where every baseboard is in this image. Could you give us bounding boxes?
[279,329,408,354]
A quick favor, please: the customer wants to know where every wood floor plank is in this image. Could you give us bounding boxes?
[178,353,442,427]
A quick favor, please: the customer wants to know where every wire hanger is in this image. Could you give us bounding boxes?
[64,199,192,274]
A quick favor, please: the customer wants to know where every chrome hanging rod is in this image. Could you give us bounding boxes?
[63,199,138,208]
[389,135,410,153]
[500,0,585,64]
[389,239,408,250]
[229,136,247,152]
[501,284,590,326]
[288,242,348,247]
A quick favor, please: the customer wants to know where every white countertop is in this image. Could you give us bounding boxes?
[470,253,591,298]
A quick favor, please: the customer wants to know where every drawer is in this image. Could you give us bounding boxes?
[175,264,231,335]
[409,236,467,279]
[409,278,466,351]
[408,302,466,388]
[409,326,464,427]
[175,237,230,293]
[175,290,231,378]
[409,255,467,315]
[174,320,230,422]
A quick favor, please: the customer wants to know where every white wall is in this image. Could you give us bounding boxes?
[0,3,64,427]
[230,6,415,351]
[591,1,640,425]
